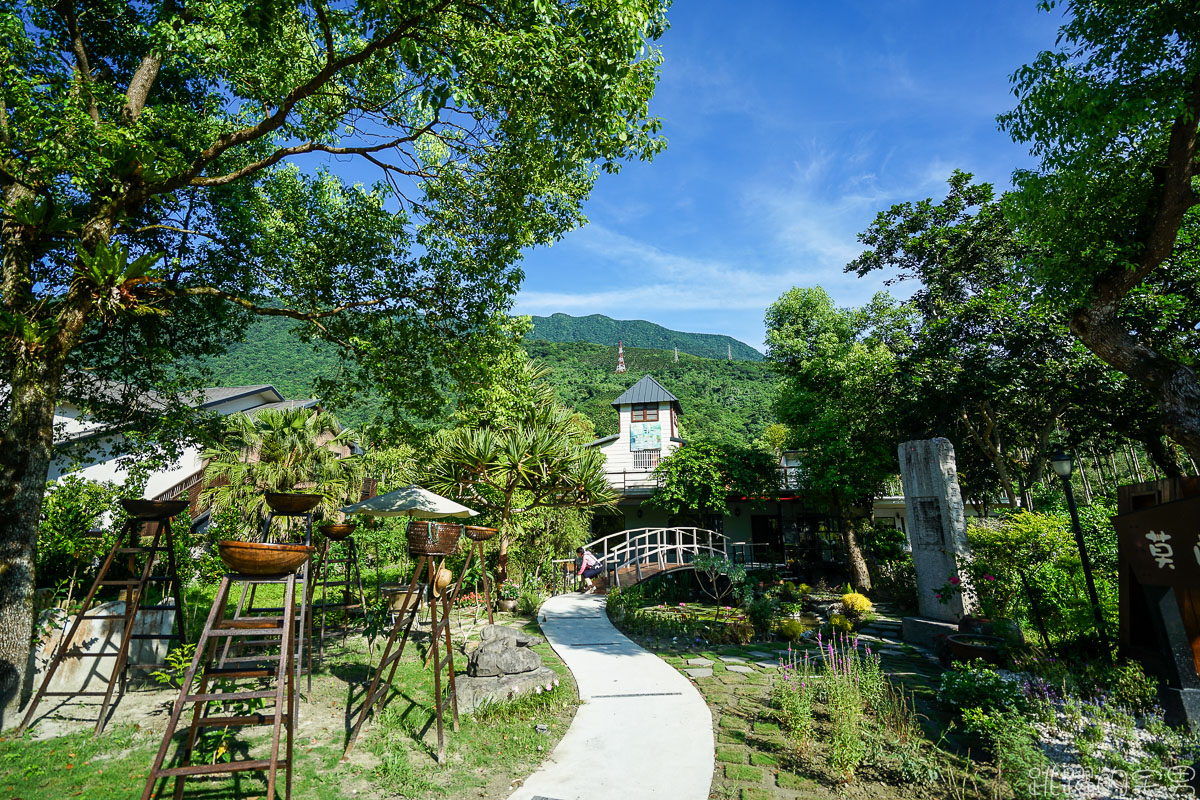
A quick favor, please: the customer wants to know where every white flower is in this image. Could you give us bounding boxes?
[535,686,543,694]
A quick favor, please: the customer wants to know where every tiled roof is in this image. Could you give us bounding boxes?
[611,375,683,414]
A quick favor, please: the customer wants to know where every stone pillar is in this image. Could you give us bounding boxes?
[898,438,975,645]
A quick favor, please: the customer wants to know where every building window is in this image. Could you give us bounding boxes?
[631,403,659,422]
[633,451,660,471]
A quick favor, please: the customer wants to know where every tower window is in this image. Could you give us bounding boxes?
[631,403,659,422]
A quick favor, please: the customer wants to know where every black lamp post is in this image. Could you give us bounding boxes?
[1050,450,1111,658]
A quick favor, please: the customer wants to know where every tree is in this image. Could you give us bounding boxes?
[200,406,364,537]
[765,288,915,590]
[846,171,1153,508]
[426,362,617,580]
[645,441,780,522]
[0,1,667,715]
[999,0,1200,462]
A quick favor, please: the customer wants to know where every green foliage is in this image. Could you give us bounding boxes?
[646,440,779,518]
[777,618,809,642]
[689,553,747,608]
[151,643,197,690]
[967,510,1115,644]
[426,362,614,578]
[828,614,853,634]
[938,660,1029,716]
[528,313,763,361]
[516,587,544,617]
[36,476,122,586]
[872,555,918,612]
[746,596,776,638]
[201,406,364,538]
[962,710,1058,800]
[765,287,913,511]
[525,340,778,445]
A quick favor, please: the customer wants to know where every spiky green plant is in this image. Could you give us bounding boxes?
[201,407,364,539]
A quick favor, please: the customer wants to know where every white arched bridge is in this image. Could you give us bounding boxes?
[553,527,727,593]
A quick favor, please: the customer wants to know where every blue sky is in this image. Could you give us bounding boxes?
[511,1,1067,351]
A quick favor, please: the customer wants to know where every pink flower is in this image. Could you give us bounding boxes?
[984,574,995,582]
[949,576,961,585]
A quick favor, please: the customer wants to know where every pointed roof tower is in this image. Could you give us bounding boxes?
[611,375,683,415]
[616,340,627,373]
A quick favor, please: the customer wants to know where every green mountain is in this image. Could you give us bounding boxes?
[528,313,763,362]
[198,316,778,442]
[525,340,777,445]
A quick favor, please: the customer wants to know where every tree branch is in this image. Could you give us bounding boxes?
[147,0,455,195]
[55,0,99,124]
[166,286,404,319]
[188,134,434,187]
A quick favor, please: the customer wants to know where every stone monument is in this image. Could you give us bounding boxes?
[897,438,975,647]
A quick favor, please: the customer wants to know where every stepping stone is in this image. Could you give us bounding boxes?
[755,661,778,670]
[747,650,774,659]
[687,657,715,667]
[684,668,713,678]
[725,665,754,674]
[719,655,747,663]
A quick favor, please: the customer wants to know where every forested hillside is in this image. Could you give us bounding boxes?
[529,313,763,361]
[525,340,777,445]
[198,317,779,443]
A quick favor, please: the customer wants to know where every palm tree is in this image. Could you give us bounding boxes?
[427,364,616,579]
[201,406,364,539]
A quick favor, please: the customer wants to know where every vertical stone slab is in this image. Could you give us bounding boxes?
[898,438,973,622]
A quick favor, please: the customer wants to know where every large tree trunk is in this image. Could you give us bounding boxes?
[1073,302,1200,466]
[836,497,872,592]
[0,354,65,727]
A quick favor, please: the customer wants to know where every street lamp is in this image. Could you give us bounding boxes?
[1050,449,1111,658]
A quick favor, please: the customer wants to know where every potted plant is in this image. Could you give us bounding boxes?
[497,580,520,612]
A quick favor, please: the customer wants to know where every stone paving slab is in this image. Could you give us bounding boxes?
[688,657,714,666]
[719,655,747,663]
[747,650,774,659]
[685,668,714,678]
[725,665,754,674]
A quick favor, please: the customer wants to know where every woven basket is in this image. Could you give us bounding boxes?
[406,521,463,556]
[463,525,498,542]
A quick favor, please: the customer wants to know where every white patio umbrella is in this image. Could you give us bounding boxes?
[340,484,477,519]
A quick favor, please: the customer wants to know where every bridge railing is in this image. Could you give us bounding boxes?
[550,527,727,593]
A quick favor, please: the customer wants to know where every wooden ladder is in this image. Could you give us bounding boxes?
[218,506,314,691]
[18,500,187,738]
[310,536,374,659]
[142,570,299,800]
[342,554,460,763]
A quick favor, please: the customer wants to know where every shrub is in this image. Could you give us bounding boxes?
[840,592,873,621]
[939,660,1028,715]
[778,618,809,642]
[516,588,543,617]
[872,556,917,611]
[1097,660,1160,715]
[828,614,853,634]
[962,709,1058,800]
[746,596,776,639]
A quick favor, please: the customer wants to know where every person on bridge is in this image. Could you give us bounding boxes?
[576,547,602,592]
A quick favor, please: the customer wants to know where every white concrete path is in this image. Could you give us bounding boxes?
[508,593,713,800]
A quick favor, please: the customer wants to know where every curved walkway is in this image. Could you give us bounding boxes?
[509,593,713,800]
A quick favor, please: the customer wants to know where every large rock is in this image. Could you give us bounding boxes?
[468,637,543,677]
[479,624,543,647]
[456,666,560,713]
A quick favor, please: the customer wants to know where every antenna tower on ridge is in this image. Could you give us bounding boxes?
[674,346,678,363]
[616,340,627,373]
[727,343,732,362]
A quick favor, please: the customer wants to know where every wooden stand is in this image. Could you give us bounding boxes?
[142,569,302,800]
[310,535,374,658]
[343,552,460,763]
[18,499,188,738]
[219,501,316,693]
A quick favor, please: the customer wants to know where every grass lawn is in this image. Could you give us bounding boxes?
[2,599,576,800]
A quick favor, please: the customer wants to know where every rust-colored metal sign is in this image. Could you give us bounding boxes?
[1113,494,1200,588]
